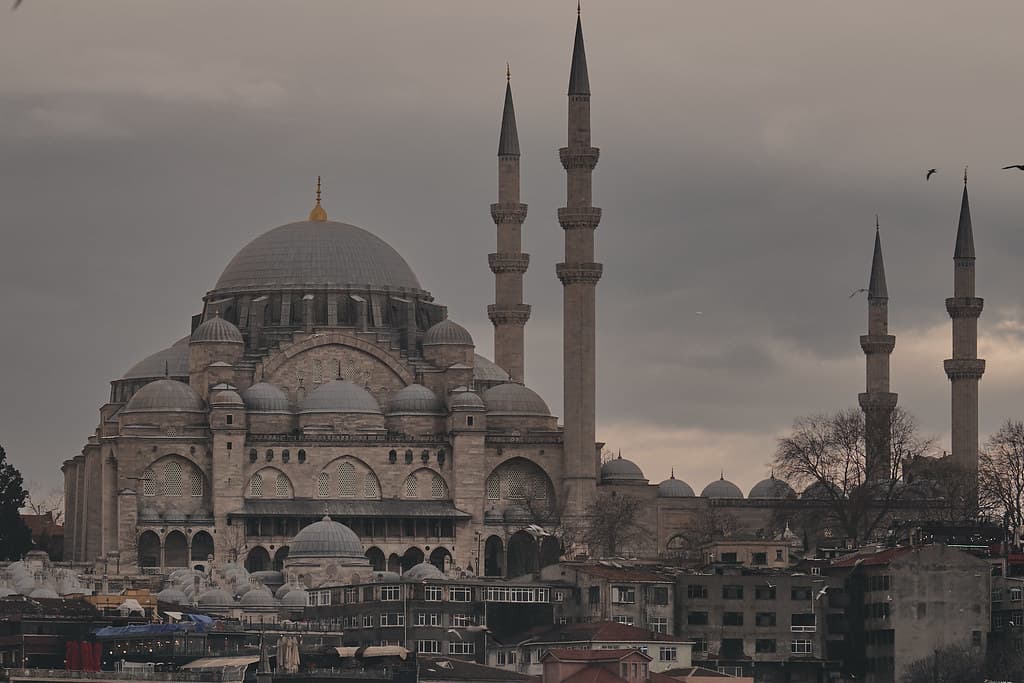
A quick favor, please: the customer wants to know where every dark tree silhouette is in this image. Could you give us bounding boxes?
[0,446,32,561]
[901,644,984,683]
[582,493,647,558]
[980,420,1024,529]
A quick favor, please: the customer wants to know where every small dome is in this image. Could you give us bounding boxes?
[275,584,295,600]
[125,379,206,413]
[250,570,284,586]
[802,481,840,500]
[122,337,190,380]
[290,516,364,558]
[701,476,744,499]
[600,455,647,483]
[449,390,485,410]
[371,571,402,583]
[241,382,291,413]
[29,587,59,599]
[157,587,189,604]
[210,389,244,407]
[749,476,796,499]
[388,384,444,414]
[240,587,275,608]
[657,473,695,497]
[300,380,381,414]
[424,320,473,346]
[482,383,550,416]
[191,316,244,344]
[197,588,234,608]
[473,354,510,383]
[281,590,308,608]
[403,562,444,581]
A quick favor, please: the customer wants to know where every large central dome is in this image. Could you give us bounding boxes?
[213,220,421,293]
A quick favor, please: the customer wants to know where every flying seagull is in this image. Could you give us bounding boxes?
[926,168,937,180]
[1003,164,1024,171]
[12,0,23,8]
[849,288,868,298]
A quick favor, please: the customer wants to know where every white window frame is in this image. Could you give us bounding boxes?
[417,640,440,654]
[380,585,401,601]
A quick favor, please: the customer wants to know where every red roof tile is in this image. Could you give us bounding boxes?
[560,666,627,683]
[543,649,647,662]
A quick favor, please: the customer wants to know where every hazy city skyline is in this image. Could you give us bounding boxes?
[3,1,1024,496]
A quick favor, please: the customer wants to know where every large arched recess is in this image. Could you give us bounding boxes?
[246,546,271,572]
[366,547,386,571]
[484,536,504,577]
[191,531,214,562]
[507,531,540,578]
[401,547,424,572]
[484,457,557,522]
[138,531,160,568]
[164,531,189,568]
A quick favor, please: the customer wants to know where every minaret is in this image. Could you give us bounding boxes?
[858,220,897,481]
[488,66,531,383]
[944,174,984,505]
[557,7,602,517]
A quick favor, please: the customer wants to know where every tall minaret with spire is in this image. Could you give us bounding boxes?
[944,173,985,505]
[858,220,897,481]
[558,6,602,516]
[488,66,531,383]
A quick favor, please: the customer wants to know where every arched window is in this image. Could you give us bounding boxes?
[364,473,380,498]
[165,461,183,496]
[338,463,356,497]
[276,473,292,498]
[316,472,330,498]
[248,473,264,497]
[142,468,156,497]
[485,474,499,500]
[430,474,448,499]
[298,449,307,463]
[404,475,419,499]
[189,469,203,497]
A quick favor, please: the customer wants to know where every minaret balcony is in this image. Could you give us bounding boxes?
[858,392,898,411]
[557,207,602,230]
[556,262,603,285]
[859,335,895,355]
[490,203,528,224]
[559,147,600,170]
[488,253,531,274]
[945,297,984,318]
[944,358,986,381]
[487,304,532,326]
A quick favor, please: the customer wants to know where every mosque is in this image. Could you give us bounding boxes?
[61,12,983,579]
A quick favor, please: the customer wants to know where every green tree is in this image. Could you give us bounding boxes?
[0,446,32,560]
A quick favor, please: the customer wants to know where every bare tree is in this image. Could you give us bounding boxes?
[582,493,648,558]
[980,420,1024,528]
[901,644,984,683]
[24,487,64,526]
[222,524,248,563]
[773,407,935,545]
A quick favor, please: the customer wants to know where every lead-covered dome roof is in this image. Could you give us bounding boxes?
[403,562,444,581]
[241,382,291,413]
[657,473,695,497]
[122,337,190,380]
[388,384,444,414]
[197,588,234,608]
[482,383,550,416]
[748,475,796,499]
[701,476,744,499]
[213,220,421,293]
[300,380,381,414]
[191,316,243,344]
[290,516,364,558]
[473,354,510,383]
[125,379,206,413]
[600,455,647,483]
[424,319,473,346]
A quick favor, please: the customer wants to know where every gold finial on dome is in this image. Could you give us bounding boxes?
[309,176,328,222]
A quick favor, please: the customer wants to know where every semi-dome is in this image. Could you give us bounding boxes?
[210,389,244,407]
[191,316,244,344]
[423,320,473,346]
[482,383,550,416]
[749,475,796,499]
[403,562,444,581]
[449,390,485,410]
[300,380,381,414]
[600,455,647,483]
[241,382,291,413]
[125,379,206,413]
[701,476,744,499]
[122,337,190,379]
[157,587,189,604]
[290,516,364,558]
[197,588,234,608]
[473,354,510,383]
[240,587,275,608]
[213,220,421,293]
[657,472,695,497]
[388,384,444,414]
[281,589,308,608]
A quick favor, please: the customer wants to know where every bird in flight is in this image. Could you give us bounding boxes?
[1003,164,1024,171]
[926,168,937,180]
[849,288,867,298]
[12,0,23,8]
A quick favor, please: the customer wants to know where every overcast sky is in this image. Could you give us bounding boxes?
[3,1,1024,499]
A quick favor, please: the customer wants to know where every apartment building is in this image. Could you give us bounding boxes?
[540,563,675,633]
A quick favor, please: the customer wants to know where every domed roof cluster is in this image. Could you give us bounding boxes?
[242,382,291,413]
[424,320,474,346]
[191,316,244,344]
[300,380,381,414]
[482,383,550,416]
[388,384,444,414]
[290,516,364,559]
[240,586,276,608]
[125,379,206,413]
[213,220,422,293]
[600,455,648,484]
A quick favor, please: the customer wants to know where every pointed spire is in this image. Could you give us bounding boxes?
[868,217,888,299]
[954,182,975,259]
[309,176,327,222]
[498,67,520,157]
[568,10,590,96]
[670,468,675,479]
